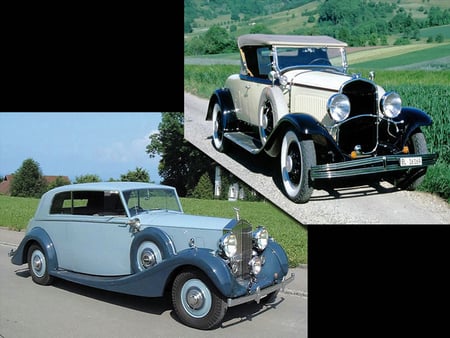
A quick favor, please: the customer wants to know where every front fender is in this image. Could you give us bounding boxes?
[82,248,238,298]
[171,248,239,297]
[265,113,343,159]
[206,88,238,131]
[10,227,58,272]
[396,107,433,140]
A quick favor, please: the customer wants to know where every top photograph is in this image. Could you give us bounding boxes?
[184,0,450,224]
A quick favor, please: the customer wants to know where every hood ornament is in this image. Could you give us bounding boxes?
[233,207,240,220]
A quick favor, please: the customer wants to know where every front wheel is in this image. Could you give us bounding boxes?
[280,130,316,203]
[394,132,429,190]
[171,270,227,330]
[27,244,54,285]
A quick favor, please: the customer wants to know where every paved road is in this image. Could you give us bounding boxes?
[184,92,450,225]
[0,228,307,338]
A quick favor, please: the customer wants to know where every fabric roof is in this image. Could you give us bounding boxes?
[238,34,347,48]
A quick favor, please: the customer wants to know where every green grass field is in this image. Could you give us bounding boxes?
[0,195,307,267]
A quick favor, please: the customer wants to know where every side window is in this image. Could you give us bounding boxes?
[50,190,126,216]
[50,191,72,214]
[256,47,272,78]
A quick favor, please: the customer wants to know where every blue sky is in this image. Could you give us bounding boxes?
[0,112,163,183]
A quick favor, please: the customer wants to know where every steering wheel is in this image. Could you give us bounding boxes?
[308,58,331,66]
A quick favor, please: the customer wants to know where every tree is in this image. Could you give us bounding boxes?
[74,174,101,183]
[10,158,47,198]
[190,172,214,199]
[120,167,150,182]
[46,176,71,191]
[146,112,213,196]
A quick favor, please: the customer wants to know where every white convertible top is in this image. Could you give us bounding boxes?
[238,34,347,48]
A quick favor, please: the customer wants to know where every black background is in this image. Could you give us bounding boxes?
[1,4,183,112]
[2,3,449,337]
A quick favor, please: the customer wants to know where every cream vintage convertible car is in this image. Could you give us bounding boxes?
[206,33,438,203]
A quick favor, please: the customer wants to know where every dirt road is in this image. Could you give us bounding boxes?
[184,92,450,225]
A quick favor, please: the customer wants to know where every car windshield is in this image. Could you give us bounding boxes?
[124,188,182,215]
[274,46,345,70]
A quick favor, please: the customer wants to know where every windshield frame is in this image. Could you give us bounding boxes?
[122,187,183,216]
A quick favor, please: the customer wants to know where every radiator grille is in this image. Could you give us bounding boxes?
[233,220,253,279]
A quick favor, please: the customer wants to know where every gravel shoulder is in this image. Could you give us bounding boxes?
[184,91,450,225]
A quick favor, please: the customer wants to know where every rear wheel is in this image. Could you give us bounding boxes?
[212,102,228,152]
[394,132,429,190]
[280,130,316,203]
[258,87,287,146]
[27,244,53,285]
[171,270,227,330]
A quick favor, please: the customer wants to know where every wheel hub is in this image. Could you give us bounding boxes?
[286,155,293,173]
[141,249,156,269]
[32,255,43,272]
[186,287,204,310]
[261,114,268,129]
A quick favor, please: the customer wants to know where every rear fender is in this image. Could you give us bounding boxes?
[206,88,238,131]
[11,227,58,272]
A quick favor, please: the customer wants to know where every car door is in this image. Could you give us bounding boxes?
[238,46,273,126]
[64,190,135,276]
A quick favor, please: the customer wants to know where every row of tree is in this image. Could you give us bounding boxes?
[3,113,263,201]
[2,158,155,198]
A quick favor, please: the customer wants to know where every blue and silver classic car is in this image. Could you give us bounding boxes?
[8,182,294,330]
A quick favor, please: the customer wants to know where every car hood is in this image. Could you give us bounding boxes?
[137,211,236,231]
[285,69,351,91]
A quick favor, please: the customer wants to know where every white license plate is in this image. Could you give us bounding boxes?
[400,157,422,166]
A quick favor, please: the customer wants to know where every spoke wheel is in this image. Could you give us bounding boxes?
[394,132,429,190]
[280,130,316,203]
[212,102,228,152]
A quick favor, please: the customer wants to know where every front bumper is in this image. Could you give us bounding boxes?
[311,153,438,180]
[226,272,295,307]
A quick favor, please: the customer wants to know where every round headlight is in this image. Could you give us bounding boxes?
[327,94,350,122]
[253,226,269,251]
[380,91,402,118]
[219,233,237,258]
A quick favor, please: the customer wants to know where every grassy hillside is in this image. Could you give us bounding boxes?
[186,0,450,41]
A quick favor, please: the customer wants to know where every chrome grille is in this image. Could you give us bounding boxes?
[233,220,253,279]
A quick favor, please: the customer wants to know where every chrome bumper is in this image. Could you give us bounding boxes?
[311,153,438,180]
[227,272,295,307]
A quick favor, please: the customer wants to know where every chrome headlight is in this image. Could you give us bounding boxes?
[327,94,350,122]
[219,233,237,258]
[253,226,269,251]
[380,91,402,118]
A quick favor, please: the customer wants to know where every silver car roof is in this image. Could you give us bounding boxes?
[238,34,348,48]
[46,182,175,194]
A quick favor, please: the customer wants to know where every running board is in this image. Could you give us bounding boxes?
[224,132,263,154]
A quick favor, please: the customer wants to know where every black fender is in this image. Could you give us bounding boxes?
[264,113,344,159]
[396,107,433,142]
[130,227,177,273]
[11,227,58,273]
[206,88,238,131]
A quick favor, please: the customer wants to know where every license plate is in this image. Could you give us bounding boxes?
[400,157,422,166]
